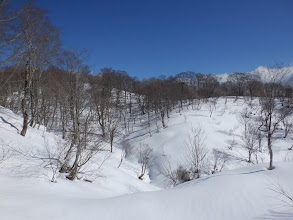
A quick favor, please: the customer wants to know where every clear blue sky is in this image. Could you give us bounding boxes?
[27,0,293,78]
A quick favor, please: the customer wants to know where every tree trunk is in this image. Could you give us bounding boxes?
[161,110,166,128]
[67,143,81,180]
[20,61,31,136]
[268,132,273,170]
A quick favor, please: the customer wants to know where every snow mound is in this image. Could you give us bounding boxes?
[1,162,293,220]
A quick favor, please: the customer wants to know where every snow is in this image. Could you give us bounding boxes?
[127,97,293,187]
[1,162,293,219]
[1,97,293,219]
[217,72,230,83]
[216,65,293,84]
[252,66,293,84]
[0,105,159,197]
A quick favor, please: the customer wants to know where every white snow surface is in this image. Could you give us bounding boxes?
[1,97,293,220]
[2,163,293,220]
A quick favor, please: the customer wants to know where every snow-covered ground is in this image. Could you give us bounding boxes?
[1,162,293,220]
[1,97,293,219]
[126,97,293,187]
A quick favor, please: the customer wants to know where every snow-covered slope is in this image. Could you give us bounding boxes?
[126,97,293,187]
[216,65,293,84]
[0,106,158,198]
[217,72,230,83]
[251,66,293,84]
[1,162,293,220]
[1,97,293,219]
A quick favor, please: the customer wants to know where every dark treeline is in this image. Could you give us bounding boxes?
[0,1,292,179]
[2,62,292,132]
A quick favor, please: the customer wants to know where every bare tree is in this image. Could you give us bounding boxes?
[0,0,23,67]
[136,143,153,180]
[161,156,191,187]
[207,97,218,117]
[58,48,90,176]
[256,66,291,170]
[238,110,260,163]
[185,126,209,179]
[211,149,231,174]
[117,138,133,168]
[17,3,61,136]
[43,138,64,182]
[107,109,119,153]
[66,109,104,181]
[282,117,292,138]
[226,73,248,97]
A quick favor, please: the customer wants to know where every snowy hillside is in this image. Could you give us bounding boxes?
[0,106,158,197]
[125,97,293,187]
[216,66,293,84]
[1,1,292,219]
[1,97,293,219]
[252,66,293,84]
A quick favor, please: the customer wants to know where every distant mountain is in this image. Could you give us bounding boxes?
[216,73,229,83]
[216,66,293,84]
[251,66,293,84]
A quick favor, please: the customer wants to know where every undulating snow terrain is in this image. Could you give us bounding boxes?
[1,97,293,219]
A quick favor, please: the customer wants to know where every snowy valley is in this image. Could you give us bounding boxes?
[1,96,293,220]
[1,1,293,219]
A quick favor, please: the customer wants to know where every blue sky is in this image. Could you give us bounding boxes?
[29,0,293,79]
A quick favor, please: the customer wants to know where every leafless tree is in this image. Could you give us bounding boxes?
[185,126,209,179]
[43,138,64,182]
[256,65,291,170]
[207,97,218,117]
[117,138,133,168]
[282,117,292,139]
[0,0,23,67]
[211,148,231,174]
[16,3,61,136]
[66,108,104,181]
[238,110,260,163]
[107,109,119,153]
[226,73,248,97]
[136,143,153,180]
[161,156,191,187]
[58,48,90,177]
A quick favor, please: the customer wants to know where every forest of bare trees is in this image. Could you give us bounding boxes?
[0,0,292,181]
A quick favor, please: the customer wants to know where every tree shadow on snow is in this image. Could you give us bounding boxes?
[257,210,293,219]
[177,169,267,188]
[0,116,20,133]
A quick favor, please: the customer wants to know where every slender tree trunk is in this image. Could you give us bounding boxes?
[66,73,81,180]
[49,98,58,131]
[268,132,273,170]
[67,142,81,180]
[29,79,35,127]
[21,61,31,136]
[59,141,74,173]
[161,110,166,128]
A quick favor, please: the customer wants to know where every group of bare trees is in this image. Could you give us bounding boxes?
[161,66,293,185]
[238,108,262,164]
[0,1,105,180]
[256,67,292,170]
[162,126,233,187]
[0,1,292,183]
